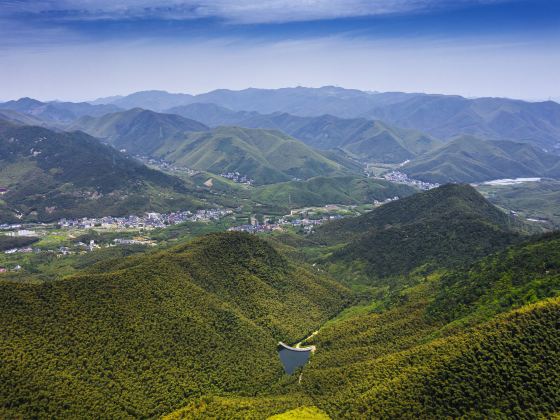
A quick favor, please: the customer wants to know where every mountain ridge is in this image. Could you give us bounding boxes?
[402,135,560,183]
[86,87,560,149]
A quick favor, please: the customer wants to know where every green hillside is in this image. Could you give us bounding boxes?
[299,233,560,418]
[0,97,121,124]
[0,122,203,222]
[154,126,357,185]
[252,175,416,210]
[69,108,209,155]
[368,94,560,149]
[402,135,560,183]
[304,294,560,418]
[428,231,560,324]
[0,232,351,418]
[240,113,442,163]
[166,102,258,127]
[167,103,442,163]
[317,184,518,281]
[163,231,560,419]
[116,87,560,149]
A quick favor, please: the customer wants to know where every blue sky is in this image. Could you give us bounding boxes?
[0,0,559,101]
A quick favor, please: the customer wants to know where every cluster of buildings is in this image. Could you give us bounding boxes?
[4,247,34,254]
[220,171,254,185]
[382,171,439,190]
[229,214,344,234]
[113,238,155,246]
[373,196,400,206]
[58,208,233,230]
[135,156,200,176]
[228,223,280,233]
[5,229,38,237]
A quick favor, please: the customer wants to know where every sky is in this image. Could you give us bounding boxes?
[0,0,559,102]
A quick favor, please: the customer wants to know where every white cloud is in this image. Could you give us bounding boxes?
[0,0,513,24]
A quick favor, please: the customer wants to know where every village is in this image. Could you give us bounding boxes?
[228,200,399,234]
[381,170,440,190]
[134,155,201,176]
[1,195,403,273]
[228,214,341,234]
[58,208,233,229]
[220,171,255,185]
[0,208,235,273]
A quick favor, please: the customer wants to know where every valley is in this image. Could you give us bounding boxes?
[1,86,559,419]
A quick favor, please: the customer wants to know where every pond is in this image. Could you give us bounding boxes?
[277,341,314,374]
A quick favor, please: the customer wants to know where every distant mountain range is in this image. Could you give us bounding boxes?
[0,97,121,124]
[167,103,442,163]
[401,135,560,183]
[3,87,559,152]
[2,87,560,185]
[93,87,560,150]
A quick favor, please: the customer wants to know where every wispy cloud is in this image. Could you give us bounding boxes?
[0,0,514,24]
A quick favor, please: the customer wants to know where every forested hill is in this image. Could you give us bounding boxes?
[0,232,351,418]
[161,221,560,419]
[167,104,442,163]
[317,184,519,280]
[98,87,560,148]
[0,122,202,222]
[69,108,209,155]
[0,97,121,124]
[152,126,357,185]
[298,232,560,418]
[401,135,560,183]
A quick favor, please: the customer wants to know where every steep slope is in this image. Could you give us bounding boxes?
[0,232,351,418]
[300,233,560,418]
[153,126,357,185]
[69,108,209,154]
[0,122,201,222]
[402,136,560,183]
[428,231,560,324]
[304,294,560,418]
[318,184,518,279]
[0,97,121,124]
[166,103,442,163]
[164,233,560,419]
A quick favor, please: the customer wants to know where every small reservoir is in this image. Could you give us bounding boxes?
[278,342,314,374]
